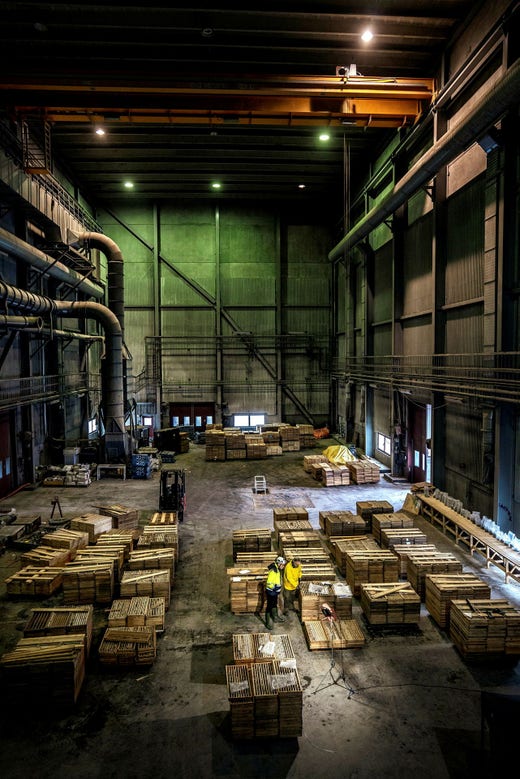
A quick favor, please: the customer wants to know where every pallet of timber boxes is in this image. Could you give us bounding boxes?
[232,528,272,559]
[73,547,125,583]
[128,548,175,577]
[98,626,157,666]
[5,566,64,597]
[303,453,328,473]
[406,551,463,600]
[329,536,379,577]
[108,596,166,631]
[278,529,323,549]
[319,462,350,486]
[424,573,491,630]
[235,552,278,568]
[356,501,395,534]
[20,545,71,568]
[62,560,115,604]
[274,519,312,546]
[261,430,280,445]
[279,425,300,452]
[228,568,266,614]
[23,605,93,653]
[41,528,89,553]
[225,431,247,460]
[138,525,178,563]
[391,544,438,578]
[380,527,428,549]
[232,633,295,666]
[272,506,309,523]
[296,424,315,449]
[92,504,139,531]
[70,513,113,543]
[360,582,421,625]
[226,664,255,739]
[345,550,400,597]
[119,569,171,608]
[205,430,226,461]
[449,599,520,658]
[347,460,380,484]
[250,659,303,737]
[245,436,267,459]
[319,510,366,537]
[303,617,365,650]
[281,548,330,567]
[266,444,283,456]
[0,634,86,707]
[299,581,353,621]
[250,662,280,737]
[371,511,414,544]
[96,531,135,561]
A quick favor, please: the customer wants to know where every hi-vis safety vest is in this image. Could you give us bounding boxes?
[266,566,282,594]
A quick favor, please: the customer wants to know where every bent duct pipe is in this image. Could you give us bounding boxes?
[0,281,126,456]
[329,56,520,262]
[77,232,124,336]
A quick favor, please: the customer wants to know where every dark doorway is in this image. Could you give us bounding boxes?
[169,403,216,432]
[408,403,429,483]
[0,412,14,498]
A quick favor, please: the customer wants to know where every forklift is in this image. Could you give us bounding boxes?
[159,465,187,521]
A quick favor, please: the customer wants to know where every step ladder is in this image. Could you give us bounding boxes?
[253,475,267,494]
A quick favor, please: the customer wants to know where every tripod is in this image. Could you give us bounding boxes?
[313,615,355,698]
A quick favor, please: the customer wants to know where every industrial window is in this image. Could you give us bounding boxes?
[234,413,265,428]
[142,415,153,426]
[172,416,179,426]
[88,418,97,436]
[377,432,392,456]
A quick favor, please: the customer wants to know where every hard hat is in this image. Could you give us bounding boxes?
[276,556,286,565]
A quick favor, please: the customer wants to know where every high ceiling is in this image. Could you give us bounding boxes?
[0,1,484,210]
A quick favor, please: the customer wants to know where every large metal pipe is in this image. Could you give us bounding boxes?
[0,315,43,330]
[329,57,520,262]
[0,226,104,299]
[0,281,127,457]
[78,232,124,335]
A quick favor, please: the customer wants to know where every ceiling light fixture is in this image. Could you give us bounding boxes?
[211,182,222,189]
[95,127,105,136]
[319,133,330,142]
[361,29,373,43]
[298,184,306,189]
[123,181,134,189]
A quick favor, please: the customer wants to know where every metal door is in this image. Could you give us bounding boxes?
[169,403,216,432]
[0,413,13,498]
[408,404,427,483]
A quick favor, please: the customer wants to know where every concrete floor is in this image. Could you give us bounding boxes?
[0,439,519,779]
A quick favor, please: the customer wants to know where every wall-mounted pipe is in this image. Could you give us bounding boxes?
[0,226,104,299]
[0,315,43,330]
[328,56,520,262]
[77,232,124,335]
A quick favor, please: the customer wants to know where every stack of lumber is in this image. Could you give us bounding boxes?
[347,460,380,484]
[225,431,247,460]
[345,550,400,596]
[138,525,179,563]
[449,599,520,658]
[0,634,86,706]
[280,547,330,565]
[371,511,414,544]
[272,506,309,523]
[424,573,491,629]
[205,430,226,461]
[93,504,139,530]
[296,423,315,447]
[265,444,283,456]
[380,527,428,550]
[96,532,135,562]
[249,659,303,737]
[232,528,272,560]
[329,536,379,576]
[392,544,438,577]
[74,546,125,582]
[226,663,254,739]
[235,552,278,568]
[278,529,323,549]
[128,548,175,577]
[98,626,157,666]
[406,552,463,600]
[232,633,295,665]
[272,659,303,737]
[303,454,328,473]
[119,569,171,607]
[148,511,178,526]
[41,528,89,553]
[62,561,115,604]
[23,605,93,653]
[108,597,166,631]
[229,570,265,614]
[299,580,352,621]
[20,545,71,567]
[246,439,268,459]
[5,566,64,597]
[70,513,114,543]
[318,463,351,486]
[279,425,300,452]
[319,510,366,537]
[299,562,337,580]
[356,500,395,533]
[359,582,421,625]
[102,527,140,546]
[273,519,312,546]
[303,618,365,650]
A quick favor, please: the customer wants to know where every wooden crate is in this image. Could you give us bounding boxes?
[280,547,330,565]
[23,605,93,653]
[356,501,395,533]
[96,533,135,562]
[229,572,266,614]
[74,547,125,581]
[5,566,64,597]
[0,634,86,706]
[41,528,89,552]
[406,552,463,600]
[299,580,352,621]
[272,507,309,523]
[303,454,328,473]
[371,511,414,544]
[328,536,379,576]
[278,530,323,549]
[93,504,139,530]
[273,519,312,546]
[119,569,171,607]
[345,550,400,596]
[232,633,295,665]
[271,659,303,738]
[232,528,272,559]
[62,561,115,604]
[70,513,114,543]
[424,573,491,629]
[128,548,176,576]
[250,661,279,737]
[391,544,438,577]
[98,626,157,666]
[380,527,428,549]
[108,597,166,631]
[347,460,380,484]
[20,546,71,568]
[360,582,421,625]
[319,510,366,536]
[449,599,520,658]
[226,664,254,739]
[318,463,351,486]
[138,526,178,561]
[303,618,365,650]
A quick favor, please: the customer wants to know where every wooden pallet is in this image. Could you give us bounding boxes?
[232,633,295,665]
[449,598,520,658]
[280,547,330,565]
[226,664,254,739]
[93,504,139,530]
[371,511,415,544]
[406,552,463,600]
[70,513,114,542]
[380,527,428,549]
[23,605,93,653]
[391,544,438,577]
[108,597,166,631]
[98,626,157,666]
[345,550,400,596]
[328,536,379,575]
[319,510,367,536]
[232,528,272,559]
[128,548,176,576]
[5,566,64,597]
[20,546,71,568]
[278,530,323,549]
[62,561,115,604]
[119,569,171,607]
[356,501,395,533]
[303,618,365,650]
[272,507,309,523]
[273,519,312,546]
[360,582,421,625]
[148,511,178,526]
[41,528,89,552]
[424,573,491,629]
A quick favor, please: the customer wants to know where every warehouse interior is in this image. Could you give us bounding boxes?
[0,2,520,777]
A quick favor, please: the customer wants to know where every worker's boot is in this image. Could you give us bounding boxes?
[273,608,286,623]
[265,612,274,630]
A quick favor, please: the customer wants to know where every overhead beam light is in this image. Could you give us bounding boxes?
[123,181,134,189]
[361,29,373,43]
[211,181,222,189]
[95,127,105,136]
[318,132,330,141]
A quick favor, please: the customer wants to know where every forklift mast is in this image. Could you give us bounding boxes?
[159,466,186,521]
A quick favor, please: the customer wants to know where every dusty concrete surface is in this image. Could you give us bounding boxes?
[0,440,519,779]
